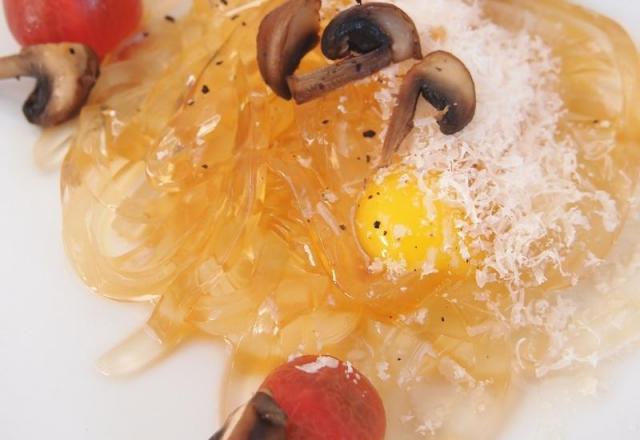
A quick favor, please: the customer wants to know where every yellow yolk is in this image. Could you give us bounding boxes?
[355,168,471,276]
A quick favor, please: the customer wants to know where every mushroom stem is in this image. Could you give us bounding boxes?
[0,54,29,79]
[287,45,392,104]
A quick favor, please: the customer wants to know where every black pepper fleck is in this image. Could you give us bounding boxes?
[69,47,76,55]
[202,85,210,94]
[165,15,176,23]
[373,221,381,229]
[202,164,209,169]
[322,119,329,125]
[221,0,228,5]
[339,224,346,231]
[216,60,224,66]
[363,130,376,138]
[441,317,445,323]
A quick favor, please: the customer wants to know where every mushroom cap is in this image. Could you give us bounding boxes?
[321,3,422,63]
[257,0,322,100]
[413,50,476,135]
[22,43,99,126]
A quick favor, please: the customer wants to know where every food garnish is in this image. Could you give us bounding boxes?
[257,0,322,100]
[213,355,385,440]
[381,50,476,164]
[287,2,422,103]
[0,43,99,126]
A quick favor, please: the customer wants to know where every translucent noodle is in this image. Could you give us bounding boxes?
[60,0,640,437]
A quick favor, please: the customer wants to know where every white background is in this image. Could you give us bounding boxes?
[0,1,639,439]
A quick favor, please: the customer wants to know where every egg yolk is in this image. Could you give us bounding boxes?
[356,168,471,276]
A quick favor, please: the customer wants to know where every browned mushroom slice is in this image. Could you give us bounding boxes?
[0,43,99,126]
[381,50,476,165]
[257,0,322,100]
[209,391,288,440]
[287,2,422,104]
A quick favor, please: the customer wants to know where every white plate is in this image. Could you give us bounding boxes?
[0,2,639,439]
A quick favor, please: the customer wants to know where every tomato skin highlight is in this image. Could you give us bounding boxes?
[261,355,386,440]
[3,0,143,58]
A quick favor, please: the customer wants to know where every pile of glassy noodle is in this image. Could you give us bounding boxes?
[58,0,640,437]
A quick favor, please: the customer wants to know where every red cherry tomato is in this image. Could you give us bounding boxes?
[3,0,143,58]
[261,355,386,440]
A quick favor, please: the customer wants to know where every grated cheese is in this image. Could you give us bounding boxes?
[376,361,391,381]
[392,224,411,240]
[368,0,618,299]
[399,308,429,326]
[295,355,340,374]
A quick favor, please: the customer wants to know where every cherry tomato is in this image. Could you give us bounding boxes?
[261,355,386,440]
[3,0,143,58]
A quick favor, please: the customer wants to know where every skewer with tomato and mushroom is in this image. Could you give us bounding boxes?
[211,355,386,440]
[0,0,143,126]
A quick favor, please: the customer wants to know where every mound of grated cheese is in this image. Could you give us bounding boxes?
[368,0,617,296]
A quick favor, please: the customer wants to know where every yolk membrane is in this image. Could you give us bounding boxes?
[355,168,472,276]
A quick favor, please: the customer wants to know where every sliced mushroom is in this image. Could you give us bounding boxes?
[210,391,288,440]
[0,43,99,126]
[380,50,476,164]
[257,0,322,100]
[287,2,422,104]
